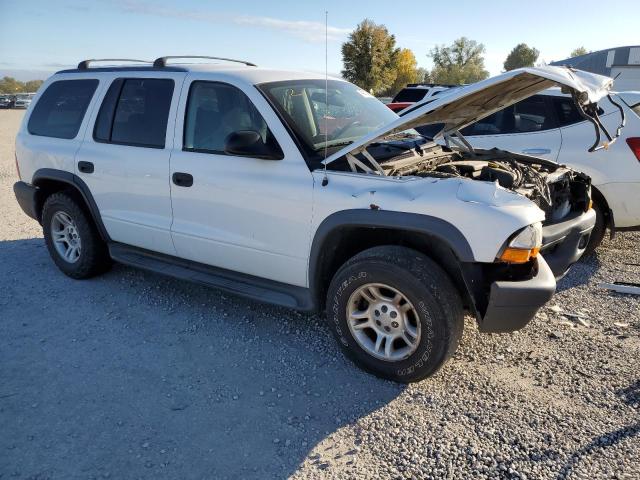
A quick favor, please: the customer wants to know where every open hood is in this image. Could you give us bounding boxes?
[323,66,616,166]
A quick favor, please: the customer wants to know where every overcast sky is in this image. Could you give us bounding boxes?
[1,0,638,80]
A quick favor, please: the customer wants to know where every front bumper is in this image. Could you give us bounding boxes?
[478,256,556,333]
[541,208,596,278]
[13,181,39,221]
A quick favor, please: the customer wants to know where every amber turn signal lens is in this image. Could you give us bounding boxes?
[499,247,539,263]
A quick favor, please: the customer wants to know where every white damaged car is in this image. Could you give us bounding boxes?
[14,59,619,381]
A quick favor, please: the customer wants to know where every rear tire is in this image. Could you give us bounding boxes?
[42,192,111,279]
[584,201,606,255]
[326,246,464,383]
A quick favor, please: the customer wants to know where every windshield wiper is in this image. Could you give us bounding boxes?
[315,140,353,151]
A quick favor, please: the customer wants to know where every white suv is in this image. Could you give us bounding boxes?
[14,58,613,382]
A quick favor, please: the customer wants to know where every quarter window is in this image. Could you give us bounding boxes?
[28,79,98,139]
[183,81,281,156]
[94,78,174,148]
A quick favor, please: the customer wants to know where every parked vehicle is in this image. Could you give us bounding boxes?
[14,94,33,109]
[13,59,614,382]
[441,88,640,253]
[386,83,458,112]
[0,95,13,108]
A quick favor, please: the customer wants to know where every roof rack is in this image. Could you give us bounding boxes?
[77,59,152,70]
[153,56,257,68]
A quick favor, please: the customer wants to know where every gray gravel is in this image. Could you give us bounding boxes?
[1,109,639,479]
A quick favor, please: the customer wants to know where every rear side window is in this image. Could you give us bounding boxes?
[552,96,605,127]
[28,79,98,139]
[393,88,428,103]
[461,96,556,136]
[94,78,174,148]
[552,97,584,127]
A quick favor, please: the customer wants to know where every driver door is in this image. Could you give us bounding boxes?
[168,77,314,287]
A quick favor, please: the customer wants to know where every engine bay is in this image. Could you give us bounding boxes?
[334,140,591,223]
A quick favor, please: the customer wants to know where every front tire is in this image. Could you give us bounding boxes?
[326,246,464,383]
[42,192,111,279]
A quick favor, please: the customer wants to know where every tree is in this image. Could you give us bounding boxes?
[0,77,44,94]
[416,67,430,83]
[24,80,44,93]
[429,37,489,84]
[570,46,589,58]
[503,43,539,71]
[387,48,419,96]
[0,76,24,94]
[341,19,399,94]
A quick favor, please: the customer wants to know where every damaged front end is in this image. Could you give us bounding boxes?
[321,66,620,277]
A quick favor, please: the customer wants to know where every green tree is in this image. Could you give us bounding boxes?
[341,19,399,94]
[387,48,419,96]
[429,37,489,84]
[0,76,25,94]
[416,67,430,83]
[570,46,589,57]
[24,80,44,93]
[503,43,539,71]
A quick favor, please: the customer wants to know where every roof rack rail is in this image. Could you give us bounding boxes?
[153,56,257,68]
[77,59,152,70]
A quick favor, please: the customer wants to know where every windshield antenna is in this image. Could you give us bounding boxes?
[322,10,329,187]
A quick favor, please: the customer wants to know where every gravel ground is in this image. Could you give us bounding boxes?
[1,109,639,479]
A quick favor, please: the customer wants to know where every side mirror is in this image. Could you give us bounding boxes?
[224,130,283,160]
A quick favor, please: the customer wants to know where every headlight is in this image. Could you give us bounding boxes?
[498,222,542,263]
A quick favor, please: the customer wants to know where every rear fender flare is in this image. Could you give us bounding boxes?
[32,168,110,242]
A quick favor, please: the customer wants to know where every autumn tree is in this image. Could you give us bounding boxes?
[570,46,589,57]
[429,37,489,84]
[387,48,419,95]
[341,19,399,94]
[503,43,539,71]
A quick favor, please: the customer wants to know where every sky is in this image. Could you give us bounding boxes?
[1,0,639,81]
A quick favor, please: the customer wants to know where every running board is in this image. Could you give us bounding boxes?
[108,243,315,311]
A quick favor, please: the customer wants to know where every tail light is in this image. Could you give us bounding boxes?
[15,152,21,180]
[626,137,640,161]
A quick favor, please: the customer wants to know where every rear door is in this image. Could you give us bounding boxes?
[461,95,562,161]
[76,72,186,255]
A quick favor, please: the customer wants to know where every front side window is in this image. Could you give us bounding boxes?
[258,79,398,159]
[28,79,98,139]
[94,78,174,148]
[183,81,279,155]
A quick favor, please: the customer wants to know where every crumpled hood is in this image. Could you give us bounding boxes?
[324,66,613,166]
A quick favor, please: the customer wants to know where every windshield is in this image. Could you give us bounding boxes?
[258,79,398,154]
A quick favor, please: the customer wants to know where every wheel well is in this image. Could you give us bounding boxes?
[591,186,611,228]
[312,226,471,312]
[32,179,98,234]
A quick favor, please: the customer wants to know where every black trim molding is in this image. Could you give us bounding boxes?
[32,168,111,242]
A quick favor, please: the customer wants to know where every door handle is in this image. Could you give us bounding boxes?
[521,148,551,155]
[172,172,193,187]
[78,161,94,174]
